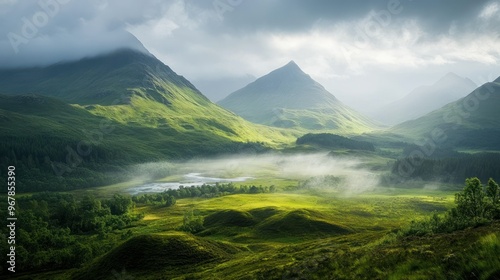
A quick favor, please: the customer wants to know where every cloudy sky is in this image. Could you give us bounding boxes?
[1,0,500,113]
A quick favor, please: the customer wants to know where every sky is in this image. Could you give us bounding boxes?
[1,0,500,114]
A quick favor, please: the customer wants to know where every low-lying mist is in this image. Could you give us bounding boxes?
[127,153,381,195]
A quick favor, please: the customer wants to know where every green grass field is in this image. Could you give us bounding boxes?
[8,174,500,280]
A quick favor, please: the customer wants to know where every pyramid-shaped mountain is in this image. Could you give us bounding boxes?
[374,73,477,125]
[218,61,375,133]
[392,77,500,149]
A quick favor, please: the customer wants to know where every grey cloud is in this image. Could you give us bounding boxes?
[1,0,498,69]
[197,0,492,36]
[0,0,499,115]
[0,0,170,68]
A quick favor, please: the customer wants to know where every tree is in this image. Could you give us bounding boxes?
[270,185,277,193]
[166,195,176,207]
[455,177,486,219]
[249,185,259,194]
[80,195,102,212]
[108,194,133,215]
[486,178,499,205]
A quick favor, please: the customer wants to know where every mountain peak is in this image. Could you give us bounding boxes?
[262,60,311,84]
[285,60,298,67]
[0,45,208,105]
[495,76,500,83]
[374,72,478,125]
[442,72,461,80]
[436,72,465,84]
[279,60,303,73]
[433,72,476,90]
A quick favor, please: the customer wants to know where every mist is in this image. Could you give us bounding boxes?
[127,153,381,196]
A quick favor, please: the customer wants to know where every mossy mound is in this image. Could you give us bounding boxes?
[257,209,353,236]
[203,210,257,228]
[74,232,236,279]
[248,207,281,220]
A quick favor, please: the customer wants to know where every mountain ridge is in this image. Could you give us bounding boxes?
[0,47,297,154]
[0,48,210,106]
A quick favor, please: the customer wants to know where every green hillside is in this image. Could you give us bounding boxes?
[0,49,296,192]
[219,61,376,133]
[391,79,500,150]
[0,48,201,105]
[0,49,292,144]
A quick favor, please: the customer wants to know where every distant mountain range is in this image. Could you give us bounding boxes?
[392,77,500,150]
[218,61,376,133]
[373,73,477,125]
[1,35,499,182]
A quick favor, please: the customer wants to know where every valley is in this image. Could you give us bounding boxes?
[9,174,499,279]
[0,11,499,278]
[3,150,500,279]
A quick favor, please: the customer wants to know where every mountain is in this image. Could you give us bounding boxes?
[0,48,295,192]
[218,61,375,133]
[392,78,500,150]
[0,48,205,105]
[0,48,291,143]
[373,73,477,125]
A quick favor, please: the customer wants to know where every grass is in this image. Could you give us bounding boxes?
[12,185,500,279]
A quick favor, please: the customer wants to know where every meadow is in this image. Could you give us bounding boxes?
[5,153,500,279]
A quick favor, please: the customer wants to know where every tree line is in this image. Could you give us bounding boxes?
[134,183,277,205]
[296,133,375,151]
[389,152,500,184]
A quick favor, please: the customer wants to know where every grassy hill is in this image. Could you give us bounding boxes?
[219,61,376,133]
[73,233,239,280]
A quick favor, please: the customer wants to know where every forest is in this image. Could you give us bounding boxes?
[389,152,500,184]
[296,133,375,151]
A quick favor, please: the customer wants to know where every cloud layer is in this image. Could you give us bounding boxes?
[1,0,499,112]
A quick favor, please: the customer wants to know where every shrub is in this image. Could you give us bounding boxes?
[402,177,500,236]
[179,209,204,233]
